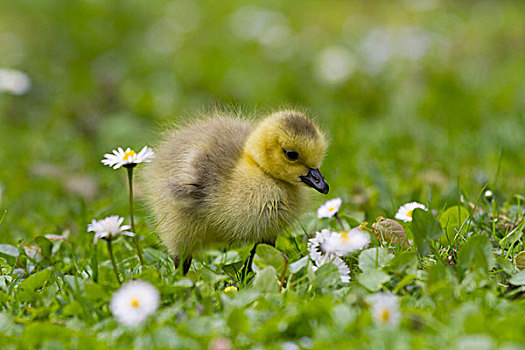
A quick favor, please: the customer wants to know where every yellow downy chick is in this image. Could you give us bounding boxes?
[142,110,329,273]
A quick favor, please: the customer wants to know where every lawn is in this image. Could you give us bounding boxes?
[1,0,525,349]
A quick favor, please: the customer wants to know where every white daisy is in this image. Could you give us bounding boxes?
[395,202,427,222]
[0,68,31,95]
[317,198,342,218]
[101,146,155,169]
[337,227,371,255]
[311,227,370,258]
[368,293,401,327]
[308,229,338,262]
[110,280,160,327]
[307,229,351,282]
[87,215,135,243]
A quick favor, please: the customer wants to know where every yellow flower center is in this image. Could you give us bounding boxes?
[341,231,349,243]
[329,207,336,212]
[123,150,136,161]
[406,209,414,218]
[381,309,390,323]
[224,286,238,292]
[131,299,139,308]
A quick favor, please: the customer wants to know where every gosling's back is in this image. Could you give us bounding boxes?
[148,117,252,205]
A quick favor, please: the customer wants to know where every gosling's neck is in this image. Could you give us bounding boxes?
[243,119,276,171]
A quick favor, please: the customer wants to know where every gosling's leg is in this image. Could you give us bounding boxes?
[245,244,258,274]
[242,239,276,279]
[182,256,192,275]
[174,255,193,275]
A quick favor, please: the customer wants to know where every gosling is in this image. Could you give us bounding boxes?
[142,110,329,273]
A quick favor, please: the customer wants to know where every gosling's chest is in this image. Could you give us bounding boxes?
[211,176,304,242]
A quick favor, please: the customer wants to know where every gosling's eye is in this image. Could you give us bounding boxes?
[284,149,299,161]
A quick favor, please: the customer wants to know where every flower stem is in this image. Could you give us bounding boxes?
[334,213,345,231]
[106,239,121,284]
[127,166,145,265]
[491,199,497,240]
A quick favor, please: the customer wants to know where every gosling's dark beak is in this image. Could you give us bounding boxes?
[300,168,329,194]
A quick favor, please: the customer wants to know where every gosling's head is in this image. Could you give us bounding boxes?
[244,110,329,194]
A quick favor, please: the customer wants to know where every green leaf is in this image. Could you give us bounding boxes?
[84,282,108,302]
[439,206,470,243]
[331,304,357,329]
[162,279,195,295]
[62,301,83,317]
[253,244,286,274]
[0,244,19,262]
[19,268,52,302]
[95,266,119,287]
[495,256,515,275]
[213,251,242,265]
[227,308,249,337]
[252,266,279,293]
[222,261,245,278]
[357,269,391,292]
[21,322,72,348]
[313,263,340,289]
[358,247,394,272]
[427,262,452,288]
[143,247,168,262]
[274,235,297,255]
[173,278,194,288]
[457,235,495,275]
[393,274,418,293]
[0,313,15,336]
[150,327,185,349]
[386,251,418,274]
[509,269,525,286]
[35,236,53,262]
[63,275,86,294]
[289,256,308,273]
[411,208,443,256]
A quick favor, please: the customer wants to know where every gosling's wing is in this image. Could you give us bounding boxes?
[144,117,253,206]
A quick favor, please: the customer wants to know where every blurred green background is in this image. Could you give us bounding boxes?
[1,0,524,243]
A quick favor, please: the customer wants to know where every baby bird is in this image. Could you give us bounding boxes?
[142,110,329,273]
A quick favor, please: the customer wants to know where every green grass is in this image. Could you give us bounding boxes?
[1,0,525,348]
